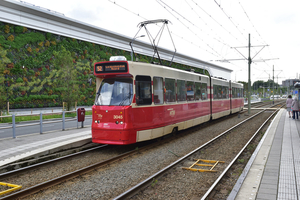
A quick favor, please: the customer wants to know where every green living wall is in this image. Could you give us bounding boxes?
[0,21,207,109]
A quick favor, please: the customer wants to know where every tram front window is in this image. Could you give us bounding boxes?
[95,78,133,106]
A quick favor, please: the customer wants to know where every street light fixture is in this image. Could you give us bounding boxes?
[129,35,145,61]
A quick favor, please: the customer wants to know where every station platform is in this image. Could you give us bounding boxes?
[0,127,92,168]
[230,108,300,200]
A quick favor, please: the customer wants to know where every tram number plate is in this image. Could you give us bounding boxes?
[113,115,123,119]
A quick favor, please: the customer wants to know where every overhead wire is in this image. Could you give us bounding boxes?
[108,0,224,59]
[108,0,274,77]
[187,0,255,71]
[183,0,248,67]
[156,0,223,58]
[238,1,267,45]
[184,0,231,48]
[213,0,246,41]
[190,0,242,43]
[236,0,278,76]
[107,0,148,21]
[213,0,274,76]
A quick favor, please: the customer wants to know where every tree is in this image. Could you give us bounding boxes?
[0,48,11,111]
[53,47,80,111]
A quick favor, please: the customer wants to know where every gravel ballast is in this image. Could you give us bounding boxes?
[13,109,271,199]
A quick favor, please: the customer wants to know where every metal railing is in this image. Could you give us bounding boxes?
[0,109,92,139]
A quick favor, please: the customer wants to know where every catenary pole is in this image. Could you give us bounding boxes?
[248,34,252,114]
[273,65,275,104]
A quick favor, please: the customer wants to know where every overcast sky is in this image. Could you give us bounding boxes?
[19,0,300,84]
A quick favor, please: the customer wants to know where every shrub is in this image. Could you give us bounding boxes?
[14,26,24,34]
[7,63,14,68]
[45,40,50,47]
[16,77,23,83]
[4,25,10,34]
[46,32,52,40]
[7,35,14,42]
[13,32,46,49]
[28,69,34,75]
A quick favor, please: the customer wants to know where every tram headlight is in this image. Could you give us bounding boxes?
[120,121,123,125]
[94,120,97,123]
[115,121,119,124]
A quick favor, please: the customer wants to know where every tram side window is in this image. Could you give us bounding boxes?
[222,86,226,99]
[135,75,152,105]
[214,85,222,99]
[187,81,194,101]
[195,82,202,100]
[222,86,229,99]
[153,77,164,104]
[213,85,217,99]
[232,87,236,98]
[201,83,207,100]
[165,78,176,103]
[237,88,240,98]
[177,80,186,101]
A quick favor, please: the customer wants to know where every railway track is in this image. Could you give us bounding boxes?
[0,143,150,199]
[0,101,284,199]
[246,99,285,109]
[114,102,284,199]
[203,105,283,199]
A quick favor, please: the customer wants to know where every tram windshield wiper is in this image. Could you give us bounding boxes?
[119,93,132,106]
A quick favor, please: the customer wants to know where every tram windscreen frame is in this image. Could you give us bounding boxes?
[94,62,128,74]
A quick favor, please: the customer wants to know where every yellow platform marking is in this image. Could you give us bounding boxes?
[182,159,225,172]
[0,182,22,196]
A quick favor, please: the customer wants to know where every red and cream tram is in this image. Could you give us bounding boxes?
[92,56,244,145]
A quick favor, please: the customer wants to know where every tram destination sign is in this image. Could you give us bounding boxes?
[94,62,128,74]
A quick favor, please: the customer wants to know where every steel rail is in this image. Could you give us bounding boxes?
[0,102,284,199]
[200,105,283,199]
[113,108,270,200]
[0,141,158,200]
[0,145,107,180]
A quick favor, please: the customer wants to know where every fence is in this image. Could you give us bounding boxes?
[0,109,92,139]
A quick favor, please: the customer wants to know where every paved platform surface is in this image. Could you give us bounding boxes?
[230,108,300,200]
[0,127,91,168]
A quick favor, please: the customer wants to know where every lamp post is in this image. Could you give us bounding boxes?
[4,75,9,113]
[130,35,145,61]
